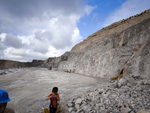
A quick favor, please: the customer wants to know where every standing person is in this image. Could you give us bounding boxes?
[46,87,60,113]
[0,89,14,113]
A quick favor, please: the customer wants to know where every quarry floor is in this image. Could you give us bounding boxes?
[0,68,108,113]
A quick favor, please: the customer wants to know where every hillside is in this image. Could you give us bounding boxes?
[71,10,150,52]
[62,10,150,113]
[0,59,47,69]
[53,10,150,79]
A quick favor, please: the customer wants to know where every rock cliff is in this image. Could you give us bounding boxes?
[0,59,47,69]
[0,60,25,69]
[63,10,150,113]
[55,10,150,79]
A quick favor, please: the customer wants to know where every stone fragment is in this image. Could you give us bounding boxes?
[136,86,142,91]
[118,78,127,87]
[132,74,141,79]
[143,80,150,85]
[120,107,131,113]
[75,98,83,104]
[137,109,150,113]
[71,111,76,113]
[136,97,142,101]
[82,105,91,112]
[75,104,80,111]
[68,102,74,107]
[68,107,73,112]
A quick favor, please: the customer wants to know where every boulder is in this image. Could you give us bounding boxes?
[75,98,83,105]
[120,107,131,113]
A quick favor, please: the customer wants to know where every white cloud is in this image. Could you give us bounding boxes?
[0,33,6,41]
[0,18,82,61]
[0,0,83,35]
[3,34,26,48]
[0,0,96,62]
[3,47,52,62]
[103,0,150,27]
[30,39,49,54]
[84,5,97,16]
[72,27,82,45]
[3,48,24,61]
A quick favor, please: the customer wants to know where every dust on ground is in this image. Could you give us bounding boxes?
[0,68,108,113]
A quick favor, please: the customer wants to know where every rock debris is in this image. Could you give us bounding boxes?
[67,75,150,113]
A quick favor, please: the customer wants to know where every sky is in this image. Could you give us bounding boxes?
[0,0,150,62]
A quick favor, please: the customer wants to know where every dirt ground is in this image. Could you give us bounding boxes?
[0,68,108,113]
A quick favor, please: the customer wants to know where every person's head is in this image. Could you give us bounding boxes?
[0,89,10,113]
[52,87,58,94]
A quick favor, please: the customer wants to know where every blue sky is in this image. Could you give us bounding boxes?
[0,0,150,62]
[78,0,150,39]
[78,0,127,39]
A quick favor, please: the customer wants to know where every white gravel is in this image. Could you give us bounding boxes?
[0,68,108,113]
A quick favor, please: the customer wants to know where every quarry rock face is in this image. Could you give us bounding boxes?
[0,60,25,69]
[63,10,150,112]
[0,59,47,69]
[56,10,150,79]
[45,56,62,70]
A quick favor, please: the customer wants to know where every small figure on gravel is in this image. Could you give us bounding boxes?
[46,87,60,113]
[0,89,15,113]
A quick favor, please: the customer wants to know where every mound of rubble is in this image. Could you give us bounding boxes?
[0,68,23,75]
[67,74,150,113]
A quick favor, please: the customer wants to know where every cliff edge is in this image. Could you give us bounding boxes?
[55,10,150,79]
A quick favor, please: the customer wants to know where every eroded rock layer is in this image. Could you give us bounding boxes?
[56,10,150,79]
[0,59,47,69]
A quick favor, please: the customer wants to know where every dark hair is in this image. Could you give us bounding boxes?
[52,87,58,93]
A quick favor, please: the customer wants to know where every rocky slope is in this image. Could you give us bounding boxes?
[71,10,150,52]
[55,10,150,80]
[63,10,150,113]
[67,76,150,113]
[46,10,150,113]
[0,59,47,69]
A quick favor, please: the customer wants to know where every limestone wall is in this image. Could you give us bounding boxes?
[0,59,47,69]
[57,18,150,79]
[71,10,150,52]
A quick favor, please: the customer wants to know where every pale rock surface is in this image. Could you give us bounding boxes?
[56,10,150,80]
[137,109,150,113]
[75,98,83,104]
[67,74,150,113]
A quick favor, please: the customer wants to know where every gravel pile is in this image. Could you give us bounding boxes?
[0,68,23,75]
[67,74,150,113]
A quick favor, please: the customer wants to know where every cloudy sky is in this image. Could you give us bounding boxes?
[0,0,150,62]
